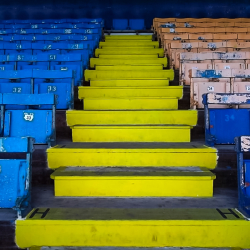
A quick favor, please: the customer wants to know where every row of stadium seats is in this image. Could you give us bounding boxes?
[0,70,74,109]
[0,54,84,86]
[0,18,104,24]
[0,34,99,42]
[0,17,103,215]
[112,19,145,30]
[153,18,250,34]
[0,42,94,55]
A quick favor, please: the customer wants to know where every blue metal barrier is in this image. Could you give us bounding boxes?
[2,93,56,145]
[235,136,250,218]
[112,19,129,30]
[203,93,250,146]
[0,136,34,217]
[33,69,74,109]
[129,19,145,30]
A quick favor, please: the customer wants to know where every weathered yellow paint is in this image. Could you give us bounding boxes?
[99,54,158,59]
[90,58,168,68]
[16,208,249,248]
[46,143,217,169]
[95,48,164,57]
[84,70,174,81]
[90,79,169,87]
[79,86,182,98]
[71,125,191,142]
[83,97,178,110]
[51,167,215,197]
[66,110,197,126]
[99,41,159,48]
[95,65,163,71]
[105,35,152,40]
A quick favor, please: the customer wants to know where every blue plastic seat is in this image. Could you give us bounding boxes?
[49,54,84,86]
[203,93,250,146]
[235,136,250,217]
[0,70,33,96]
[4,43,32,55]
[33,69,74,110]
[112,19,129,30]
[129,19,145,30]
[2,93,56,145]
[32,43,62,54]
[0,136,34,216]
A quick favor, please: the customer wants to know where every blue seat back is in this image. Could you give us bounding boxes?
[112,19,128,30]
[129,19,145,30]
[235,136,250,217]
[2,93,56,144]
[0,137,34,211]
[33,70,74,109]
[203,93,250,146]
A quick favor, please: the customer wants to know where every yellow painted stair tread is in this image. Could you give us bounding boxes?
[95,48,164,57]
[101,46,156,49]
[83,97,178,110]
[84,70,174,81]
[79,86,182,98]
[50,167,215,197]
[71,125,191,142]
[46,142,217,169]
[99,55,158,58]
[90,58,168,67]
[90,79,169,87]
[95,65,163,70]
[16,208,250,248]
[105,35,152,40]
[99,41,159,47]
[66,110,197,126]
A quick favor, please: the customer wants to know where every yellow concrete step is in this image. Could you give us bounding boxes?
[95,65,163,70]
[90,58,168,68]
[95,48,164,57]
[84,69,174,81]
[99,54,158,59]
[100,41,159,48]
[83,97,178,110]
[90,79,169,87]
[66,110,197,126]
[79,86,182,98]
[105,35,152,40]
[46,142,216,169]
[51,167,215,197]
[17,208,249,248]
[71,125,191,142]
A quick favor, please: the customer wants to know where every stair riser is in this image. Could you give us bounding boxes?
[66,110,197,126]
[95,49,164,57]
[71,127,190,142]
[83,98,178,110]
[90,58,167,68]
[90,79,169,87]
[53,178,214,197]
[79,88,181,98]
[96,65,163,70]
[47,151,217,169]
[84,70,174,81]
[105,35,153,40]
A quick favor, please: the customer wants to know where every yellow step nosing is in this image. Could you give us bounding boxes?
[71,125,192,129]
[78,86,182,89]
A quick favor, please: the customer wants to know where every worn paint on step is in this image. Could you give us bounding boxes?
[16,208,250,248]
